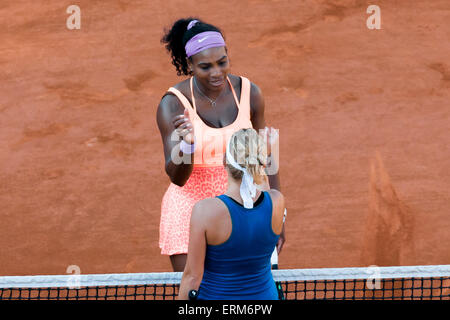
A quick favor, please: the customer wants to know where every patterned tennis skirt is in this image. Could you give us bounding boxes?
[159,166,228,255]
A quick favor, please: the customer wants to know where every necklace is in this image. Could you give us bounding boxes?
[193,76,226,107]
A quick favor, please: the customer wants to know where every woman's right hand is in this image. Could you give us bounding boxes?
[172,109,195,145]
[260,126,279,156]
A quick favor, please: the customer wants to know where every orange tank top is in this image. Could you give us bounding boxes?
[167,76,253,168]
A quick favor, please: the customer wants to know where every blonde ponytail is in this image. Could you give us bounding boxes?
[226,128,268,186]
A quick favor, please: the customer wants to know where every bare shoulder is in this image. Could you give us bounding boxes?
[248,81,265,125]
[267,189,285,207]
[157,93,183,118]
[230,75,263,100]
[250,81,263,96]
[158,78,190,113]
[156,92,185,133]
[193,197,225,210]
[268,189,285,235]
[172,78,191,95]
[191,197,228,222]
[249,81,264,105]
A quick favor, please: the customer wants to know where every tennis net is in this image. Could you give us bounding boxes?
[0,265,449,300]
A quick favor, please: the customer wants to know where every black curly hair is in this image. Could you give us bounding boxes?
[161,18,225,76]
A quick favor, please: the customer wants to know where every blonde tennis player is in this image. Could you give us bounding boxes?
[179,128,285,300]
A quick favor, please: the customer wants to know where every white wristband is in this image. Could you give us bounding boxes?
[180,140,196,154]
[283,208,287,223]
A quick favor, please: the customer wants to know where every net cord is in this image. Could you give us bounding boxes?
[1,265,449,289]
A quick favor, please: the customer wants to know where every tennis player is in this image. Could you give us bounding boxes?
[157,18,285,271]
[178,128,285,300]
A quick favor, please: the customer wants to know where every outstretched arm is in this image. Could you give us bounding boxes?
[178,202,207,300]
[249,83,281,191]
[250,83,285,254]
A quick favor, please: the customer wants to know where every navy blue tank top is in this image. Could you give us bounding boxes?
[198,191,280,300]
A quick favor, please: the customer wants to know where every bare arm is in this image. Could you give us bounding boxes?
[268,189,286,235]
[250,82,285,254]
[156,94,195,186]
[249,83,281,191]
[178,202,207,300]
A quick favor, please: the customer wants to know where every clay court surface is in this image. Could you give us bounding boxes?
[0,0,449,276]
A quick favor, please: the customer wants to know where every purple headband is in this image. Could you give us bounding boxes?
[185,21,226,58]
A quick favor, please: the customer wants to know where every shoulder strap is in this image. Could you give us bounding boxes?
[239,76,251,119]
[167,87,196,114]
[227,76,240,109]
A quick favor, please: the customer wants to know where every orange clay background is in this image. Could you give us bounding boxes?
[1,0,449,276]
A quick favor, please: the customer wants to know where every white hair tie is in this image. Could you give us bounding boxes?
[226,139,258,209]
